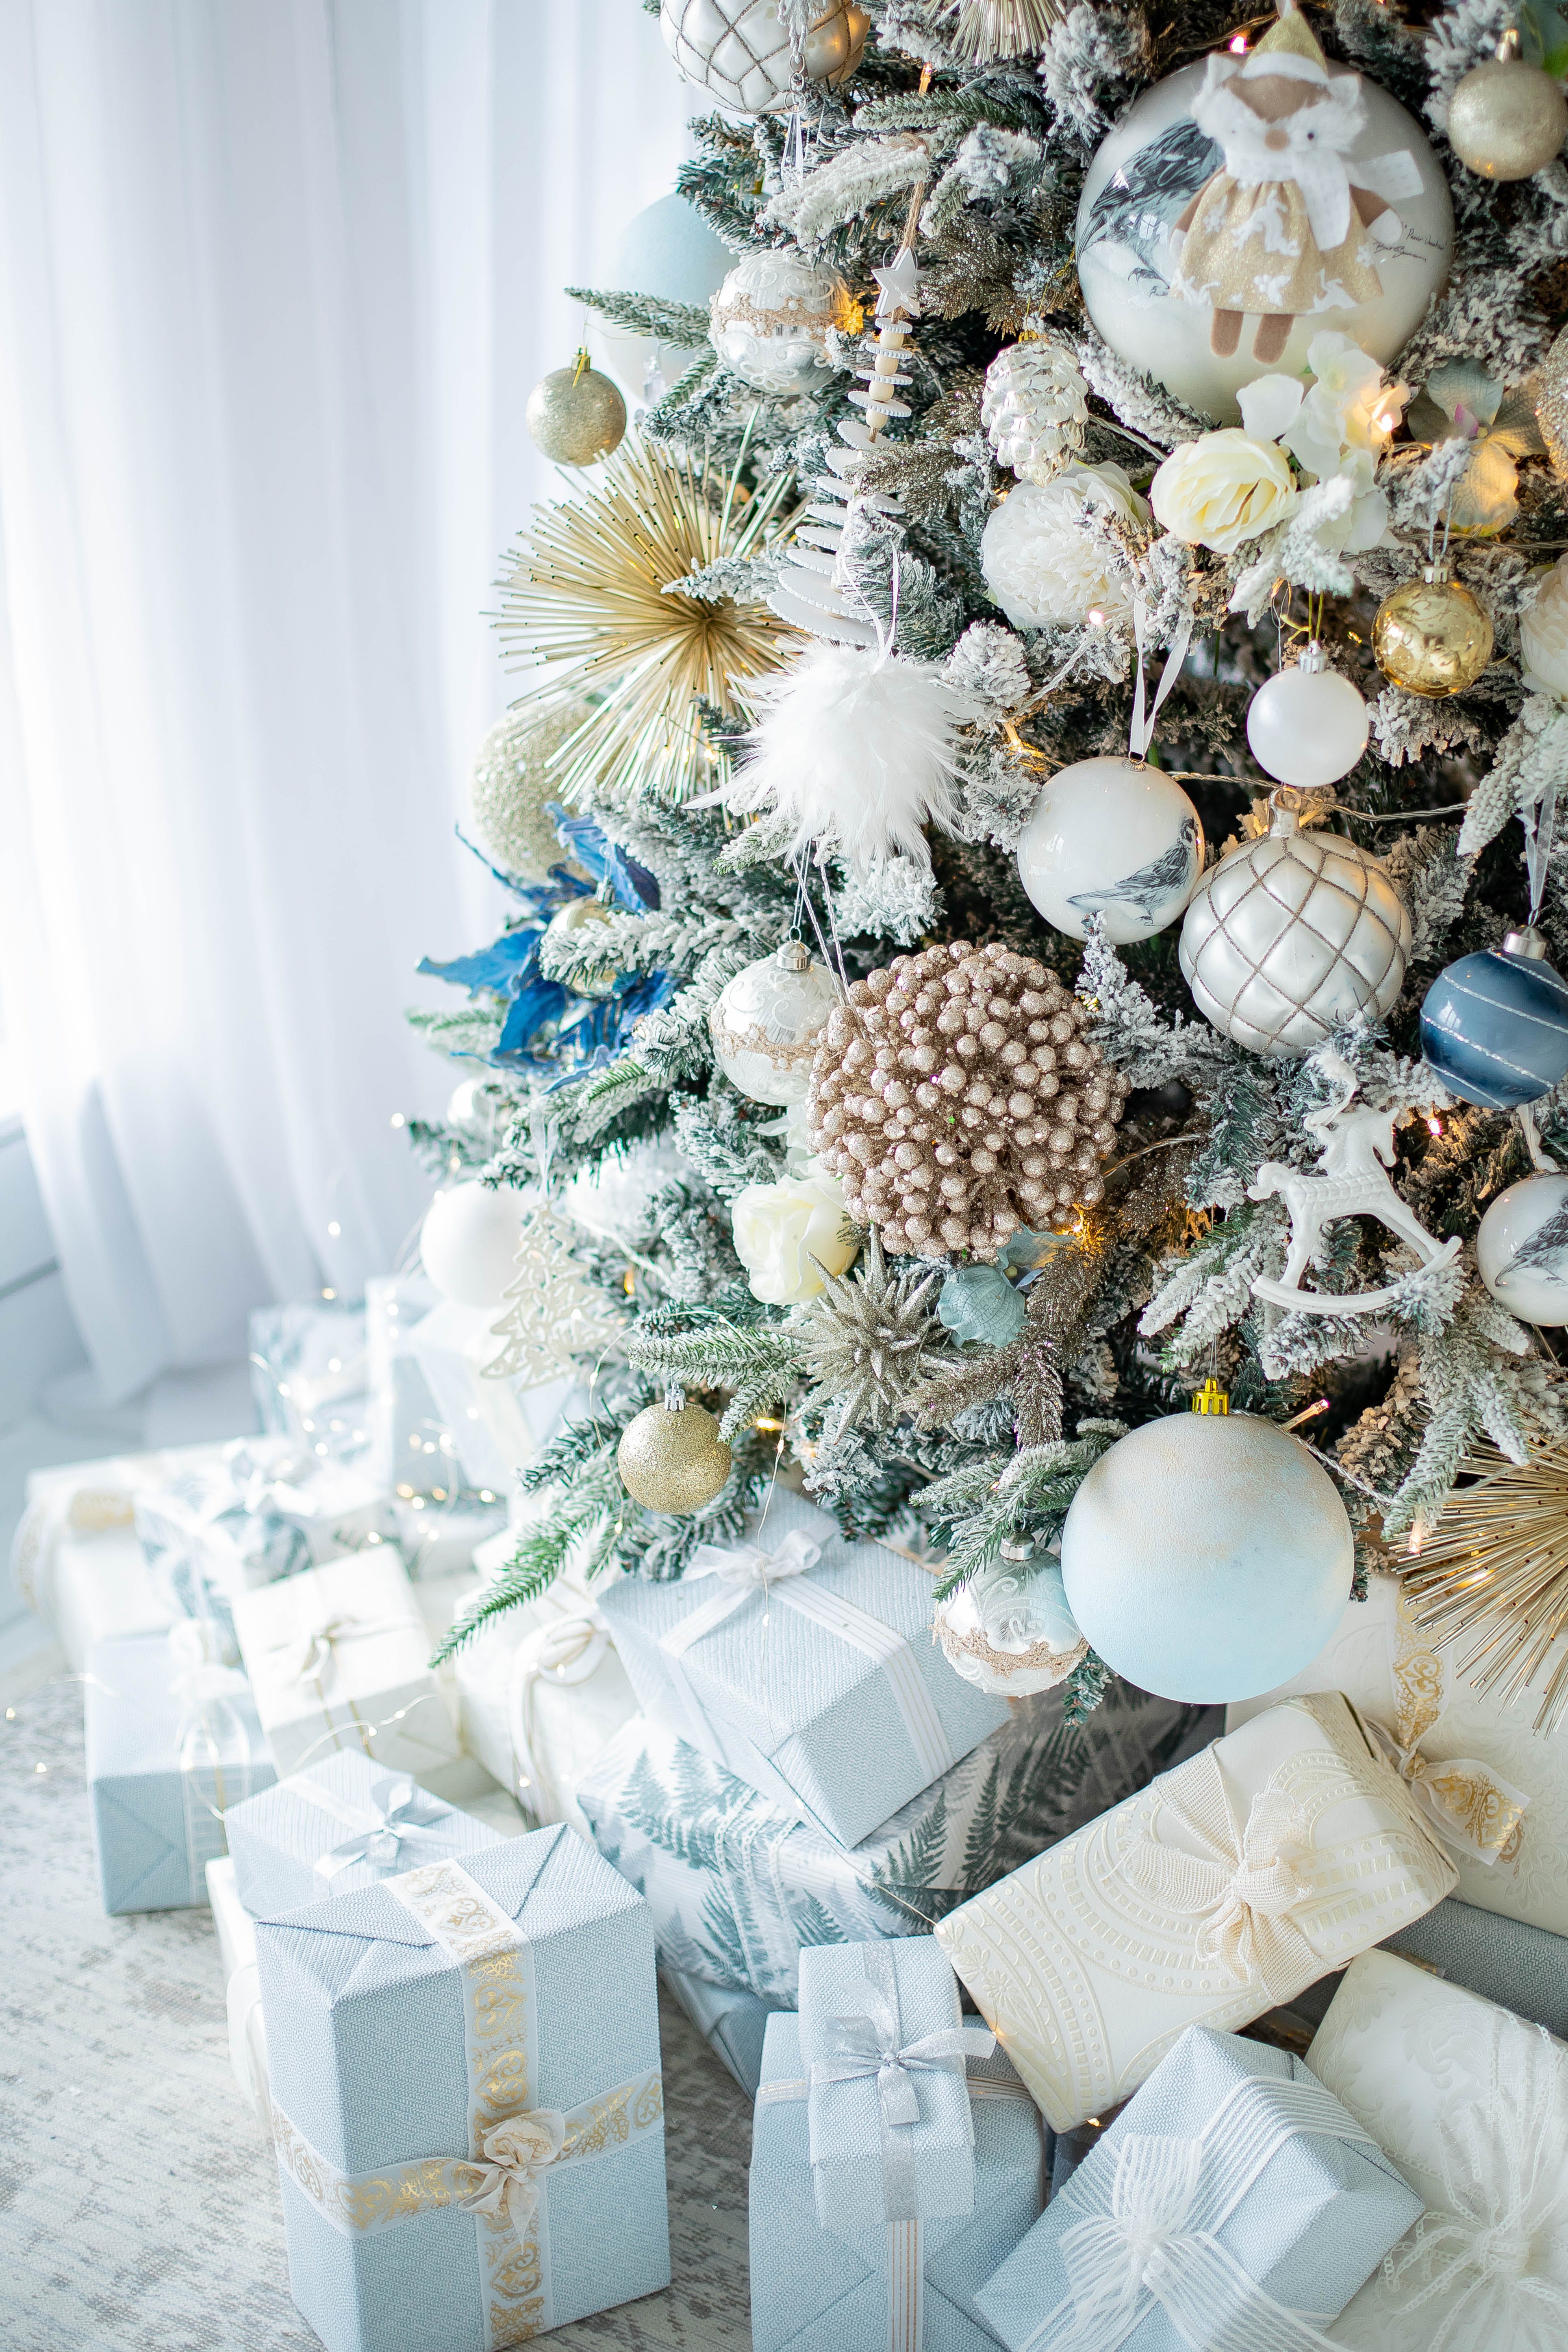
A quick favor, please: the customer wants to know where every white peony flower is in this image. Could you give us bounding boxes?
[980,463,1149,631]
[1150,430,1297,556]
[1521,556,1568,699]
[731,1171,858,1305]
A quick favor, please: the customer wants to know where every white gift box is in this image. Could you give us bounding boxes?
[450,1564,638,1840]
[232,1551,460,1781]
[206,1855,269,2135]
[1309,1946,1568,2348]
[1230,1574,1567,1935]
[936,1691,1457,2131]
[11,1446,217,1671]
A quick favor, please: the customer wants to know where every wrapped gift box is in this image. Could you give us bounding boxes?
[405,1293,579,1495]
[250,1295,373,1469]
[233,1550,460,1783]
[578,1687,1215,2005]
[750,1952,1046,2352]
[975,2025,1422,2352]
[225,1748,507,1913]
[660,1965,780,2100]
[1309,1948,1568,2347]
[257,1827,669,2350]
[207,1855,270,2133]
[936,1692,1457,2131]
[1230,1572,1568,1935]
[1383,1890,1568,2037]
[451,1564,637,1839]
[11,1445,225,1672]
[597,1490,1014,1849]
[86,1629,276,1914]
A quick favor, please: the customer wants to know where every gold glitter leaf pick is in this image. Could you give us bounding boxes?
[495,437,799,809]
[1402,1437,1568,1733]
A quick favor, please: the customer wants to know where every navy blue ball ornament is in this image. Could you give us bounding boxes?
[1420,927,1568,1110]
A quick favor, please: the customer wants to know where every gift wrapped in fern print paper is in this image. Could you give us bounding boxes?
[578,1685,1216,2005]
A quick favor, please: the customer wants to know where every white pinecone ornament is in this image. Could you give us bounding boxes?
[982,339,1090,486]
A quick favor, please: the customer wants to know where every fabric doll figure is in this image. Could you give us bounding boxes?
[1171,4,1423,364]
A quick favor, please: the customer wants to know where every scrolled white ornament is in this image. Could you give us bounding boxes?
[709,940,841,1108]
[980,463,1149,632]
[708,251,851,396]
[934,1541,1087,1696]
[1179,795,1410,1056]
[1520,554,1568,699]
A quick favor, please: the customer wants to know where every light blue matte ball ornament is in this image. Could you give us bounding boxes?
[1060,1408,1354,1703]
[1420,926,1568,1110]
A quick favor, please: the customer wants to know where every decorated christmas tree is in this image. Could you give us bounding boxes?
[417,0,1568,1740]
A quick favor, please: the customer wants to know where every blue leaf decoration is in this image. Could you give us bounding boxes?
[548,804,660,911]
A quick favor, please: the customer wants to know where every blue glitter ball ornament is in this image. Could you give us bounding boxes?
[1420,927,1568,1109]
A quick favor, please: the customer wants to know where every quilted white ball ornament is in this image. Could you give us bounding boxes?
[1178,797,1410,1056]
[661,0,867,113]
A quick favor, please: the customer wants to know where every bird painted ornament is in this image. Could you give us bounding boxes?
[1074,4,1452,420]
[1477,1172,1568,1323]
[1016,758,1204,946]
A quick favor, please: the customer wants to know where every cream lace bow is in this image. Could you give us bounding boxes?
[457,2109,567,2236]
[1121,1768,1318,1994]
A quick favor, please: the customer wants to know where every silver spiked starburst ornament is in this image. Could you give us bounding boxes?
[792,1230,950,1442]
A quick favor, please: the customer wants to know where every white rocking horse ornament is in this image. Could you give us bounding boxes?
[1248,1051,1462,1314]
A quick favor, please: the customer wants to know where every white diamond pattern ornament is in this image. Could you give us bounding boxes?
[1179,798,1411,1056]
[660,0,867,114]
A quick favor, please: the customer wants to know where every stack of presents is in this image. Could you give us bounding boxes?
[15,1285,1568,2347]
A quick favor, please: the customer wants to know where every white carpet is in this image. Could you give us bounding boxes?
[1,1670,754,2350]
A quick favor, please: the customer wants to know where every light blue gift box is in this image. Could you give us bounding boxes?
[750,1955,1047,2352]
[974,2026,1422,2352]
[226,1748,506,1914]
[597,1490,1008,1850]
[256,1824,669,2352]
[1384,1892,1568,2039]
[660,1963,781,2098]
[86,1630,276,1914]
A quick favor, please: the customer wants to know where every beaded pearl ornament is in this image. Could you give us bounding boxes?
[806,939,1129,1260]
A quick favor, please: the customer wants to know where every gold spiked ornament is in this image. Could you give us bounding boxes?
[1403,1437,1568,1732]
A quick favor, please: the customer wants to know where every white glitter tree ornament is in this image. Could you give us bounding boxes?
[485,1205,625,1387]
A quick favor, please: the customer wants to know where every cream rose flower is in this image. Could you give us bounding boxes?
[980,461,1150,631]
[1522,556,1568,699]
[1150,430,1297,556]
[732,1171,858,1305]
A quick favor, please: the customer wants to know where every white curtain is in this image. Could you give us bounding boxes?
[0,0,694,1402]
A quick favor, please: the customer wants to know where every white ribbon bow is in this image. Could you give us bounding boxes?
[1120,1773,1318,1998]
[457,2109,567,2236]
[269,1611,395,1690]
[814,1994,996,2129]
[317,1777,450,1880]
[506,1611,609,1818]
[685,1527,821,1594]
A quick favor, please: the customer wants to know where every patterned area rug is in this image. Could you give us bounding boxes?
[1,1672,754,2351]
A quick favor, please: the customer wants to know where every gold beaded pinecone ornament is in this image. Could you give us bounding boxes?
[982,338,1090,486]
[807,940,1130,1261]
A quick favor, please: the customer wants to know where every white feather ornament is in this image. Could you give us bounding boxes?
[723,641,977,876]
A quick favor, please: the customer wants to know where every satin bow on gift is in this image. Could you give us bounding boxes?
[684,1528,821,1595]
[1368,1588,1530,1870]
[317,1776,451,1881]
[1119,1772,1319,1998]
[1054,2127,1346,2352]
[457,2109,567,2236]
[269,1611,398,1689]
[812,1992,996,2129]
[506,1611,609,1820]
[167,1620,252,1768]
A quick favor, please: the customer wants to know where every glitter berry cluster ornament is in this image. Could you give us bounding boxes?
[807,941,1129,1260]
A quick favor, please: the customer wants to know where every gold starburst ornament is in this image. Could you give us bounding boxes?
[1403,1438,1568,1731]
[497,437,798,808]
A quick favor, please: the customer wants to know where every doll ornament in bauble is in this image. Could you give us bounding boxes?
[709,940,840,1109]
[1420,927,1568,1109]
[1074,4,1452,421]
[1016,758,1204,946]
[420,1181,530,1310]
[1245,644,1369,789]
[1060,1408,1355,1704]
[1477,1173,1568,1324]
[1179,796,1411,1056]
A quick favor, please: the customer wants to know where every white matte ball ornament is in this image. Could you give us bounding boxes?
[1017,758,1205,946]
[420,1181,529,1310]
[708,252,850,397]
[1179,798,1411,1056]
[1477,1172,1568,1324]
[1060,1410,1355,1703]
[709,940,840,1108]
[1245,645,1369,789]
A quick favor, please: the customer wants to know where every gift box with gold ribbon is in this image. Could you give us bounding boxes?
[935,1692,1457,2133]
[257,1825,668,2351]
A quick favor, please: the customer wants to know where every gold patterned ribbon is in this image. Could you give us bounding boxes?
[272,1857,662,2348]
[1372,1584,1529,1868]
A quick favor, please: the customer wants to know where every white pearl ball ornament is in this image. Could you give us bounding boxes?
[1245,647,1369,790]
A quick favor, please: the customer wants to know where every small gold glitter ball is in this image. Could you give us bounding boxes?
[1447,55,1567,182]
[1541,322,1568,478]
[617,1401,733,1513]
[1372,571,1494,699]
[525,356,627,466]
[542,897,618,998]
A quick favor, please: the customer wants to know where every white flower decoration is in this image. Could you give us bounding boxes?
[980,462,1149,631]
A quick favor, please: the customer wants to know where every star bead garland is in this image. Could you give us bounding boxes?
[806,940,1129,1260]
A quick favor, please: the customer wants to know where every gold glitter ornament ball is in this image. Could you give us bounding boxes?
[1540,321,1568,478]
[807,939,1130,1261]
[525,357,627,467]
[469,699,594,882]
[1447,50,1567,182]
[1372,568,1494,698]
[617,1400,733,1513]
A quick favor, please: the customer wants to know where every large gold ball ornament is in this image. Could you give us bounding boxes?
[541,897,619,999]
[617,1400,733,1513]
[1372,569,1494,698]
[524,356,627,467]
[1447,51,1568,182]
